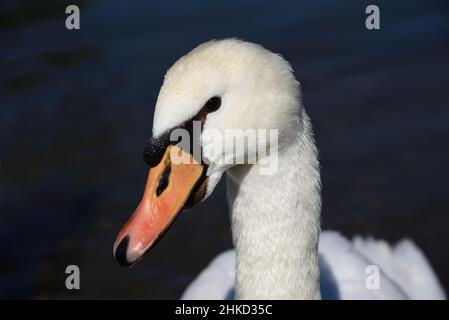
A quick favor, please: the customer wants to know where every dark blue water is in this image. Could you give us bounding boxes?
[1,0,448,298]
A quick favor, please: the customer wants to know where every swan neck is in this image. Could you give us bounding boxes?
[227,114,321,299]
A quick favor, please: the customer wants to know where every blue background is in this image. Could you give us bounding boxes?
[0,0,448,298]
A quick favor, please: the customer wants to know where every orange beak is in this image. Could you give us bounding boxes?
[113,145,206,267]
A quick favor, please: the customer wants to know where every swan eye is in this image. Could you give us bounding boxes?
[203,96,221,113]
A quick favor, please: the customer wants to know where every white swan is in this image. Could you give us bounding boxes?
[113,39,445,300]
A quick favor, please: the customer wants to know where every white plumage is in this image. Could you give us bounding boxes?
[183,231,446,300]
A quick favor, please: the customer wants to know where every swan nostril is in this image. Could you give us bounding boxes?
[115,235,132,267]
[156,162,171,196]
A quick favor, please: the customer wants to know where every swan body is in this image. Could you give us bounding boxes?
[182,231,446,299]
[114,39,446,299]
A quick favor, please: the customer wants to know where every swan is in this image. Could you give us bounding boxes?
[113,39,445,300]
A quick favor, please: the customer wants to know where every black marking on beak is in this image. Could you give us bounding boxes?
[143,133,171,168]
[143,97,218,168]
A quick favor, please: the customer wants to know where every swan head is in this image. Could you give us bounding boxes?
[114,39,303,267]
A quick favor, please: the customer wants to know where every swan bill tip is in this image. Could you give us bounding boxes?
[114,235,133,267]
